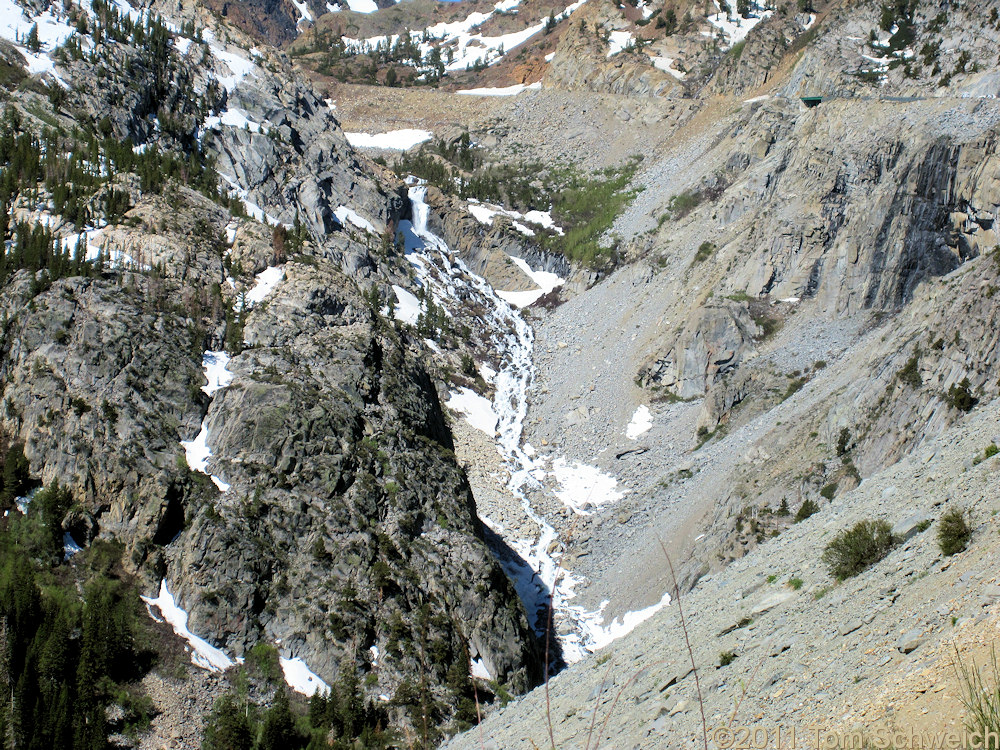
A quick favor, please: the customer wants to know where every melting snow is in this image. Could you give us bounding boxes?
[218,173,286,226]
[201,351,234,396]
[625,405,652,439]
[290,0,313,24]
[142,581,237,672]
[181,350,235,492]
[650,56,685,79]
[606,30,634,58]
[204,32,258,92]
[508,256,563,294]
[344,129,433,150]
[204,108,263,133]
[342,0,587,73]
[180,424,230,492]
[391,284,422,325]
[244,266,285,308]
[456,81,542,96]
[0,0,75,80]
[346,0,378,12]
[705,0,772,49]
[466,200,564,236]
[572,592,672,652]
[496,256,564,308]
[403,182,663,662]
[15,488,37,515]
[470,657,492,680]
[280,656,329,696]
[550,458,625,514]
[447,387,499,435]
[334,205,377,233]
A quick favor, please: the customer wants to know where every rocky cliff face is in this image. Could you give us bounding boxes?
[424,187,573,293]
[636,98,1000,408]
[0,2,542,736]
[544,2,685,97]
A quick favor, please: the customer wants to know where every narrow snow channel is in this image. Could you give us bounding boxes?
[181,350,235,492]
[402,184,669,662]
[142,580,238,672]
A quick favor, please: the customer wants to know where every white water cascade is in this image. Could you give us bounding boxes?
[399,184,670,662]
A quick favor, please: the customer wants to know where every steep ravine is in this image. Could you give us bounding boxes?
[400,185,674,665]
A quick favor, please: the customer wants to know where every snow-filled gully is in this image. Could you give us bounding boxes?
[401,185,670,664]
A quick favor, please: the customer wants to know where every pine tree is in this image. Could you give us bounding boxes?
[26,24,40,53]
[258,688,299,749]
[202,694,253,750]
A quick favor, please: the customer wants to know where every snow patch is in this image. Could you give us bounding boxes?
[290,0,313,24]
[606,30,633,58]
[456,81,542,96]
[280,656,329,696]
[344,129,432,150]
[334,205,377,233]
[705,0,772,49]
[346,0,379,12]
[470,657,492,680]
[550,457,625,514]
[508,256,563,294]
[650,56,685,79]
[447,387,499,435]
[201,350,234,396]
[244,266,285,308]
[141,581,237,672]
[63,532,82,557]
[180,424,230,492]
[204,108,263,133]
[573,591,672,652]
[0,0,76,81]
[391,284,422,325]
[625,405,652,439]
[204,34,258,92]
[341,0,587,74]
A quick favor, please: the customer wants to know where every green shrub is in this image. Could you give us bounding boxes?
[783,376,807,401]
[937,507,971,556]
[945,377,976,412]
[692,241,715,263]
[898,349,921,387]
[787,577,803,590]
[821,519,895,579]
[719,650,736,667]
[836,427,851,457]
[795,499,818,522]
[820,482,838,500]
[665,190,702,220]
